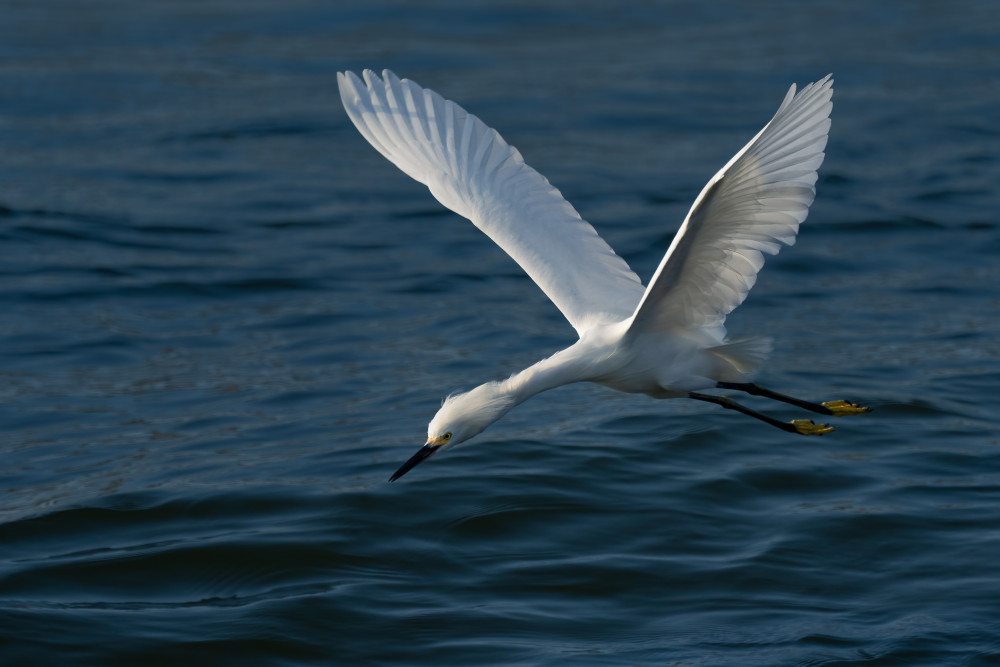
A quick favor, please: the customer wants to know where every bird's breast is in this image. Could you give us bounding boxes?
[587,332,720,397]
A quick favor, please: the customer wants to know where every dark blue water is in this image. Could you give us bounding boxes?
[2,1,999,664]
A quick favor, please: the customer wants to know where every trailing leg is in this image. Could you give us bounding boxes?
[689,391,833,435]
[716,382,870,417]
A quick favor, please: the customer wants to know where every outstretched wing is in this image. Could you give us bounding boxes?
[628,75,834,339]
[339,69,644,336]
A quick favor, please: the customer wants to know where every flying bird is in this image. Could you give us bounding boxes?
[337,69,869,482]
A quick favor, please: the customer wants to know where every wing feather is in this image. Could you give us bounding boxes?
[339,69,644,335]
[628,75,834,339]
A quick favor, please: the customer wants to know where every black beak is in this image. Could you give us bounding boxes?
[388,444,441,482]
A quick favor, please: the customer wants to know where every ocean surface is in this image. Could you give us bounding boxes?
[2,1,999,665]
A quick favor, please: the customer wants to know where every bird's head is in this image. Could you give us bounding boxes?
[388,382,516,482]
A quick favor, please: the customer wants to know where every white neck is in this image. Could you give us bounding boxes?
[502,342,594,407]
[434,340,601,442]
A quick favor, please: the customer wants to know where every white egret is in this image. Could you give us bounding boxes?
[337,69,869,482]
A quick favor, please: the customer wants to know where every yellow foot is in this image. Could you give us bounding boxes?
[822,400,872,416]
[790,419,834,435]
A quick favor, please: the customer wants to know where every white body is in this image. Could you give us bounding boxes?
[338,70,834,450]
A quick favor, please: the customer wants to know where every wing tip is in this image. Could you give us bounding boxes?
[339,69,405,103]
[337,70,363,108]
[799,73,835,103]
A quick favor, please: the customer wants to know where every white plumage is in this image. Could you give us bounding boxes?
[338,70,866,482]
[631,79,832,337]
[338,69,644,334]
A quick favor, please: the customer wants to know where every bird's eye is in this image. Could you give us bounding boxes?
[442,433,452,441]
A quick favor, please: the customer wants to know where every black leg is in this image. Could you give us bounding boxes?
[689,391,833,435]
[716,382,871,417]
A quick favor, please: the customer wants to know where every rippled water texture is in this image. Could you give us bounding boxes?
[2,1,999,665]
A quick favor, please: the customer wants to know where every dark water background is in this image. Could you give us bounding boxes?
[2,1,999,664]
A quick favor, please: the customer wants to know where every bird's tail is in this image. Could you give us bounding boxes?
[709,337,773,381]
